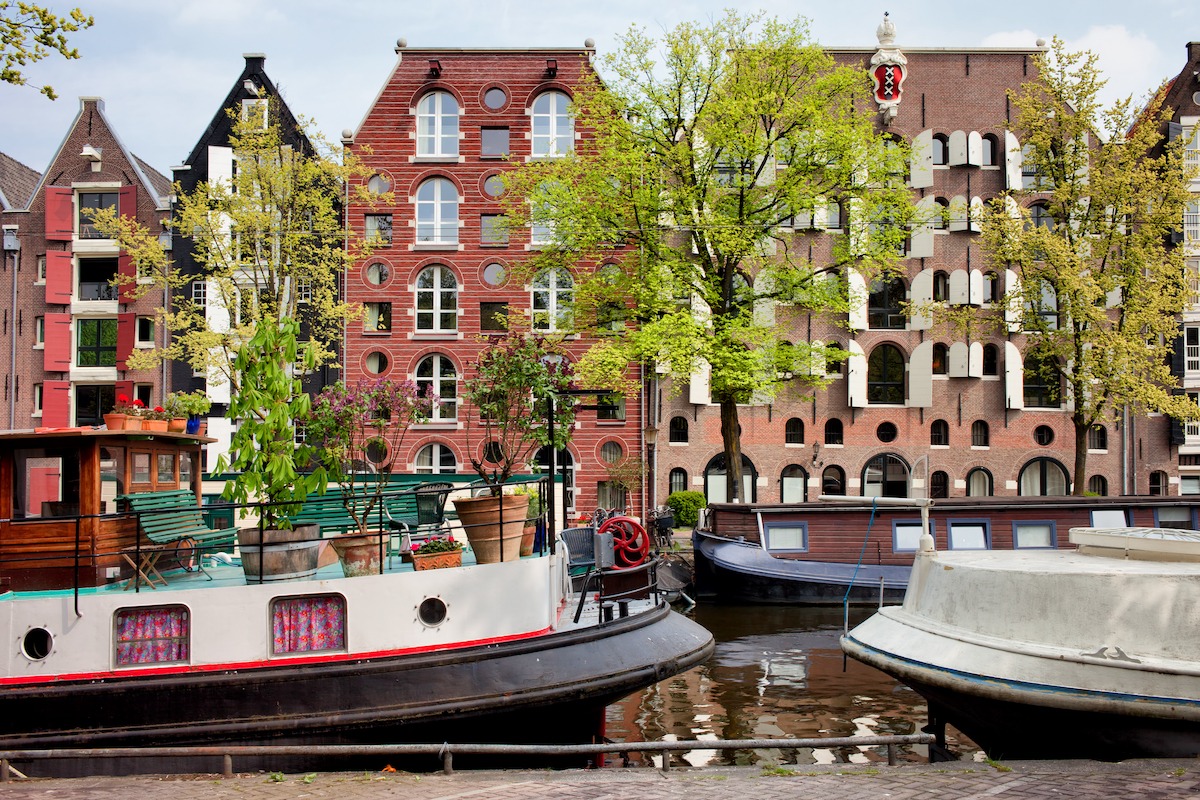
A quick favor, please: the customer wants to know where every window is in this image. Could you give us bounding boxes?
[481,127,510,158]
[669,416,689,444]
[531,268,573,331]
[868,277,906,329]
[1155,506,1194,529]
[932,197,949,230]
[34,316,45,346]
[597,481,627,511]
[704,453,757,504]
[1034,425,1054,446]
[192,279,207,307]
[971,420,989,447]
[1018,458,1070,496]
[966,467,993,497]
[596,394,626,421]
[1088,425,1108,451]
[1023,353,1060,408]
[482,262,506,287]
[365,350,389,375]
[932,270,949,301]
[825,343,843,375]
[415,443,456,474]
[78,191,118,239]
[480,214,508,245]
[601,441,624,464]
[241,97,267,127]
[365,214,392,245]
[415,264,458,332]
[780,465,808,503]
[75,383,114,426]
[114,606,189,666]
[863,453,909,498]
[825,200,842,230]
[37,255,47,282]
[480,301,509,332]
[1087,475,1108,496]
[78,257,118,300]
[932,343,948,375]
[948,520,989,550]
[531,91,573,157]
[877,422,897,443]
[77,318,117,367]
[416,91,459,157]
[1013,521,1055,548]
[365,262,390,287]
[821,465,846,496]
[33,383,43,415]
[930,419,949,446]
[824,419,843,445]
[669,468,688,495]
[1029,201,1054,230]
[367,174,391,194]
[1149,471,1168,496]
[416,354,457,420]
[271,594,346,655]
[931,133,948,165]
[136,316,154,345]
[983,271,1001,303]
[483,86,507,110]
[982,343,999,376]
[867,344,905,404]
[365,302,392,332]
[295,279,312,304]
[483,174,506,199]
[930,471,949,499]
[415,177,459,245]
[894,520,927,551]
[981,134,998,167]
[784,417,804,445]
[764,522,807,552]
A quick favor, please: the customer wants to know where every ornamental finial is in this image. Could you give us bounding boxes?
[876,12,896,47]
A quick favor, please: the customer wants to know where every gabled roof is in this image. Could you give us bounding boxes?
[133,153,172,201]
[0,150,41,210]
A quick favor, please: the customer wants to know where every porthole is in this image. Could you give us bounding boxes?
[1034,425,1054,446]
[365,261,391,287]
[876,422,898,443]
[365,351,389,375]
[483,86,508,111]
[483,174,505,198]
[418,597,448,627]
[482,262,506,287]
[367,173,391,195]
[22,627,52,660]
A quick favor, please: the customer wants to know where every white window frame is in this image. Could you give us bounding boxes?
[135,315,155,347]
[415,178,459,245]
[416,91,459,157]
[416,354,458,421]
[531,268,573,332]
[415,443,457,474]
[531,91,573,157]
[415,264,458,332]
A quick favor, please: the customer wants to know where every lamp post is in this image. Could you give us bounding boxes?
[644,425,658,512]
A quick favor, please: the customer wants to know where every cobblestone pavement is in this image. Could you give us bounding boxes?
[4,759,1200,800]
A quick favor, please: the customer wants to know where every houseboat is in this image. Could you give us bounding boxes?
[841,525,1200,760]
[693,495,1200,605]
[0,428,714,776]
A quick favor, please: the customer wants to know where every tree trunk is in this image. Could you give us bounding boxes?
[720,396,743,502]
[1072,420,1089,496]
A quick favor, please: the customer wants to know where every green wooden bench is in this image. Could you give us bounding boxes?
[289,484,455,557]
[117,490,234,587]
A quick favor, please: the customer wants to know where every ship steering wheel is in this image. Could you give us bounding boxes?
[598,516,650,568]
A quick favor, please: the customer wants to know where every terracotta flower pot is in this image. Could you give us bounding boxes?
[144,419,169,432]
[168,418,188,433]
[453,494,530,564]
[124,416,144,431]
[412,549,463,570]
[520,525,536,557]
[103,413,127,430]
[330,532,386,577]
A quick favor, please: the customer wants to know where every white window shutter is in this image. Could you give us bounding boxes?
[1005,342,1024,409]
[948,130,968,166]
[948,342,969,377]
[847,198,867,255]
[812,197,828,229]
[968,268,984,305]
[968,196,984,233]
[847,340,867,408]
[1004,131,1023,190]
[967,341,983,378]
[909,269,933,330]
[754,271,776,326]
[949,269,969,305]
[1004,269,1021,332]
[208,145,234,189]
[909,341,933,407]
[966,131,982,166]
[847,268,868,331]
[910,129,934,188]
[948,195,969,232]
[689,360,711,405]
[909,195,935,258]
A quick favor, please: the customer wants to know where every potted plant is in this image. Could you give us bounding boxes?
[143,404,171,432]
[162,393,188,432]
[455,333,575,563]
[511,484,544,556]
[411,536,465,571]
[106,395,145,431]
[170,390,212,434]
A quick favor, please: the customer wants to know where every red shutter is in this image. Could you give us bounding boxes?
[118,252,136,302]
[118,185,137,219]
[44,188,74,241]
[43,313,72,371]
[114,380,134,407]
[42,381,71,427]
[116,312,135,370]
[44,251,73,304]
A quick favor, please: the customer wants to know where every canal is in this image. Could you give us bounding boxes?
[606,603,983,767]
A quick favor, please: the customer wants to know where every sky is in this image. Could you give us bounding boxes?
[1,0,1197,181]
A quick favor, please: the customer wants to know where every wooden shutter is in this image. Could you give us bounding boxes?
[118,185,136,219]
[847,269,867,331]
[1004,131,1023,190]
[118,252,136,302]
[949,342,969,378]
[116,313,135,370]
[42,381,71,427]
[1005,342,1024,410]
[44,188,74,241]
[44,251,73,304]
[909,341,933,407]
[846,340,867,408]
[909,130,933,188]
[948,131,968,166]
[908,269,933,330]
[43,313,72,370]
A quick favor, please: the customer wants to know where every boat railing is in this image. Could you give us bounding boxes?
[572,558,661,625]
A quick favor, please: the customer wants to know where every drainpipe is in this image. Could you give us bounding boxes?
[4,229,18,429]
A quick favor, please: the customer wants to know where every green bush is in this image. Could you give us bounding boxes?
[666,490,707,528]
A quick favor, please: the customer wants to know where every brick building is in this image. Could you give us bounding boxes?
[0,98,170,429]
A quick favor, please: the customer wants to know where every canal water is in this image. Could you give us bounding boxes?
[606,603,984,767]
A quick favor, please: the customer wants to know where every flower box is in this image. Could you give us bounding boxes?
[412,550,462,571]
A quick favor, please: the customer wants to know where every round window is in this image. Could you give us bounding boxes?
[1034,425,1054,446]
[482,262,506,287]
[365,438,388,465]
[601,441,624,464]
[367,174,391,194]
[483,87,507,110]
[365,351,389,375]
[22,627,52,660]
[876,422,898,443]
[417,597,448,627]
[483,174,505,198]
[365,262,391,287]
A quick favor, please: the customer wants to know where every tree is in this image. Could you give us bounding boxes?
[505,11,912,501]
[1,3,93,98]
[980,39,1199,494]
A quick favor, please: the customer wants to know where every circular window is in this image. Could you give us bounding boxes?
[365,351,389,375]
[483,174,505,198]
[365,438,388,465]
[483,87,508,110]
[365,261,391,287]
[482,262,506,287]
[483,441,503,464]
[876,422,898,443]
[367,173,391,194]
[417,597,448,627]
[22,627,52,660]
[1034,425,1054,446]
[601,441,624,464]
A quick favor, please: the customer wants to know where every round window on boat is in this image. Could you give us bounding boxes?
[417,597,448,627]
[21,627,53,661]
[876,422,898,443]
[1034,425,1054,446]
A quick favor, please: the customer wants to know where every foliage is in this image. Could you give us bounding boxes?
[503,11,912,501]
[301,379,433,534]
[666,490,707,528]
[413,536,464,555]
[111,393,142,415]
[168,390,212,417]
[604,454,645,497]
[145,404,170,421]
[461,332,576,489]
[0,2,92,99]
[510,483,544,517]
[979,38,1199,493]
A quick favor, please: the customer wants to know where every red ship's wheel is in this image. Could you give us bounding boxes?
[598,516,650,568]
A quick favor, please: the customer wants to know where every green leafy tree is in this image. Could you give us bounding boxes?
[1,3,92,98]
[505,11,912,501]
[981,39,1199,494]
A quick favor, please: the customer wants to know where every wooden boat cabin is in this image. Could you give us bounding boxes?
[0,428,207,592]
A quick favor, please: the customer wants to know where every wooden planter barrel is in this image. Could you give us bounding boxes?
[237,524,321,583]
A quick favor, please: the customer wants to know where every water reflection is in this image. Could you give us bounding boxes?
[606,604,981,767]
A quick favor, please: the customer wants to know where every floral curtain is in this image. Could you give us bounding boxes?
[272,594,346,654]
[115,606,189,666]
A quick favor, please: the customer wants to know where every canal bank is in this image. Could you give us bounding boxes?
[2,759,1197,799]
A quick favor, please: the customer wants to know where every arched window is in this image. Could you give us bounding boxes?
[931,133,949,165]
[532,268,573,332]
[868,277,906,329]
[982,343,999,376]
[824,419,843,445]
[932,343,949,375]
[930,470,949,499]
[1019,458,1070,496]
[1028,201,1054,230]
[415,177,458,245]
[415,264,458,332]
[415,443,456,474]
[868,344,905,404]
[668,416,689,444]
[416,354,457,420]
[1023,352,1060,408]
[1088,425,1108,451]
[932,198,949,231]
[981,134,999,167]
[531,91,573,157]
[785,417,804,445]
[971,420,989,447]
[416,91,459,156]
[825,342,844,375]
[781,465,808,503]
[966,468,993,497]
[669,468,688,495]
[863,453,910,498]
[932,270,950,301]
[704,453,757,504]
[822,465,846,496]
[983,271,1001,303]
[1088,475,1108,496]
[1026,281,1060,331]
[1149,471,1168,496]
[930,419,949,446]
